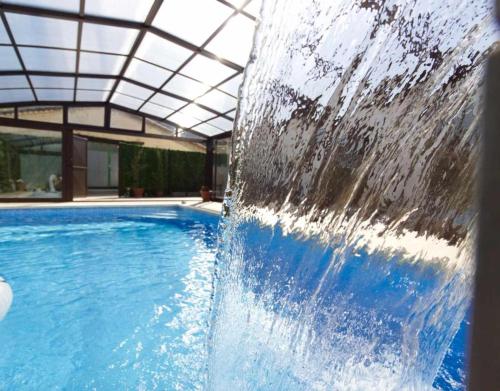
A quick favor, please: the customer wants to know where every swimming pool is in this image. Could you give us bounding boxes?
[0,206,467,390]
[0,206,218,390]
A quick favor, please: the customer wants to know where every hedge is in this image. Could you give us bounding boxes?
[118,143,205,196]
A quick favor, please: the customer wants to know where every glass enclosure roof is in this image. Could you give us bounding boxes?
[0,0,261,137]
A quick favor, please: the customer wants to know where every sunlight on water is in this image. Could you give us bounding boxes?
[209,0,498,390]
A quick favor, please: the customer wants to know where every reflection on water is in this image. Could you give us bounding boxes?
[209,0,498,390]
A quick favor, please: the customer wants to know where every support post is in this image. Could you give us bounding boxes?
[62,128,73,202]
[468,4,500,388]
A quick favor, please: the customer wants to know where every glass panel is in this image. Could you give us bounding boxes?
[168,111,202,129]
[0,20,11,44]
[152,0,233,46]
[87,141,119,188]
[81,23,139,55]
[6,13,77,49]
[0,89,33,103]
[177,104,216,123]
[145,118,176,136]
[85,0,155,23]
[79,52,126,75]
[181,55,235,86]
[206,14,255,66]
[193,122,224,137]
[68,107,105,126]
[208,116,234,131]
[110,92,143,111]
[35,89,73,101]
[217,73,242,97]
[0,46,21,71]
[31,76,74,89]
[0,108,15,118]
[0,75,29,89]
[196,89,237,113]
[2,0,79,12]
[76,89,109,102]
[244,0,263,17]
[163,74,210,100]
[136,33,193,71]
[115,80,153,100]
[223,0,246,8]
[77,77,115,90]
[0,127,62,198]
[213,137,230,198]
[18,106,63,123]
[140,102,174,119]
[20,47,76,72]
[125,58,172,88]
[110,108,142,130]
[149,93,186,110]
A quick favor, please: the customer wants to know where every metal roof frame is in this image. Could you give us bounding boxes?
[0,0,256,139]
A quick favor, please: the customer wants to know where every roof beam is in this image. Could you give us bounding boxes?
[0,2,244,72]
[105,0,163,105]
[0,70,236,121]
[0,10,38,102]
[73,0,85,101]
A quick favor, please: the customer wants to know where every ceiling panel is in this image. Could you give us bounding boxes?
[0,46,21,70]
[168,111,202,129]
[20,47,76,72]
[196,89,237,113]
[77,77,115,90]
[1,0,79,13]
[244,0,263,17]
[85,0,155,23]
[162,74,210,100]
[206,13,255,66]
[136,32,193,71]
[79,52,126,75]
[208,116,235,131]
[0,88,34,103]
[152,0,233,46]
[176,104,217,122]
[149,93,186,111]
[0,20,11,44]
[217,74,243,97]
[6,13,78,49]
[76,89,109,101]
[0,75,29,89]
[110,92,143,110]
[125,58,172,88]
[81,23,139,55]
[192,122,224,136]
[115,80,153,100]
[140,102,174,119]
[31,76,74,89]
[35,88,73,101]
[181,55,235,87]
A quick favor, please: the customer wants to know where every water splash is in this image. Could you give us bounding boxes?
[209,0,498,390]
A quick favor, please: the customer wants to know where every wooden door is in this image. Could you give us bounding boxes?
[73,136,87,197]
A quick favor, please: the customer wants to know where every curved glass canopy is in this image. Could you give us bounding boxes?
[0,0,260,138]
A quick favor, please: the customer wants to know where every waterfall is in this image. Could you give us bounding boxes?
[208,1,498,390]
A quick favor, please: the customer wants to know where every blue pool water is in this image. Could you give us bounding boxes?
[0,207,218,390]
[0,207,467,390]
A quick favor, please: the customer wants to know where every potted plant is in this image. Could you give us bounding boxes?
[200,185,211,202]
[131,147,144,198]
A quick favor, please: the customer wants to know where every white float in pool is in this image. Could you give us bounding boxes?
[0,277,13,320]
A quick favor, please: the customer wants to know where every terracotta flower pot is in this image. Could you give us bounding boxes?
[132,187,145,198]
[200,190,211,202]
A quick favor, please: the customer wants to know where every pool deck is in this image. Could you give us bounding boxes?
[0,197,223,215]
